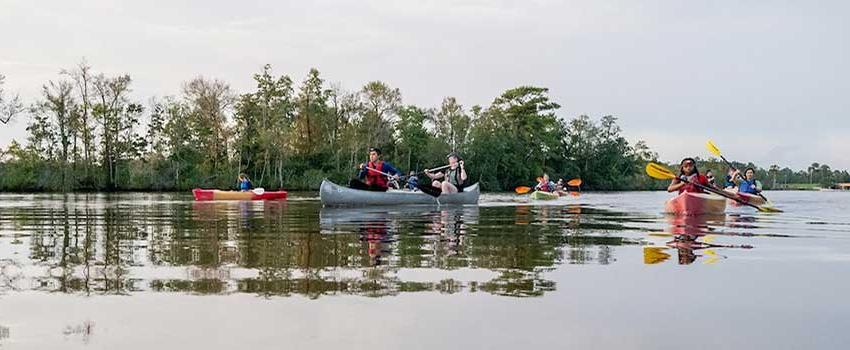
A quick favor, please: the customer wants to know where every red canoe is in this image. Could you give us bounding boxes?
[192,189,288,201]
[664,192,726,216]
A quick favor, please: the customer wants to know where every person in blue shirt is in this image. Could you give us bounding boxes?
[406,171,419,191]
[237,173,253,192]
[349,147,402,192]
[733,167,763,194]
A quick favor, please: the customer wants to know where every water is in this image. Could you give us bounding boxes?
[0,191,848,349]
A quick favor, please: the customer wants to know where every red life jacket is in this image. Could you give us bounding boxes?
[679,174,709,194]
[365,161,388,189]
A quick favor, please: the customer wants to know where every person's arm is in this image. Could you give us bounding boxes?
[383,163,402,178]
[667,179,685,192]
[459,160,467,181]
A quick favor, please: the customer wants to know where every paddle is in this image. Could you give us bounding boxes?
[645,162,782,213]
[706,140,771,203]
[415,163,471,198]
[364,165,442,197]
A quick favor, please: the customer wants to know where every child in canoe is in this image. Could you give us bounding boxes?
[237,173,253,192]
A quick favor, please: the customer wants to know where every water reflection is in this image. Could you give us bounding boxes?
[644,214,754,265]
[0,194,649,298]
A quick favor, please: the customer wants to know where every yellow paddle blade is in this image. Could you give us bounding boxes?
[645,162,676,180]
[644,246,671,265]
[757,205,784,213]
[703,235,716,243]
[706,139,722,157]
[567,178,582,187]
[515,186,532,194]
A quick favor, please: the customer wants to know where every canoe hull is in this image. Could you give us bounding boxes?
[529,190,559,200]
[319,180,480,206]
[664,192,726,216]
[192,189,288,201]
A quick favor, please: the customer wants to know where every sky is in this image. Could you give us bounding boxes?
[1,0,848,170]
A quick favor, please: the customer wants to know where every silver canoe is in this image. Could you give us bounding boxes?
[319,179,480,206]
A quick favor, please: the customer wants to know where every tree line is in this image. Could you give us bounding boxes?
[0,62,847,192]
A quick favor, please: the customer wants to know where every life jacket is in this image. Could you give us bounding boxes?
[738,179,760,194]
[679,174,709,194]
[365,161,388,189]
[446,167,464,186]
[538,181,553,192]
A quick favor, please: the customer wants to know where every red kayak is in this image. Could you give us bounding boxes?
[664,192,726,216]
[192,189,287,201]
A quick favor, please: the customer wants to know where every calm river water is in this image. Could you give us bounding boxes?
[0,191,848,349]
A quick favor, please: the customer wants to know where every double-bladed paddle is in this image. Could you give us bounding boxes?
[645,162,782,213]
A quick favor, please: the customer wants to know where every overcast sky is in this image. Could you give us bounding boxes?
[1,0,848,169]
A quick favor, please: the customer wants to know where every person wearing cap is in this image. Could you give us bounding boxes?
[425,153,467,194]
[349,147,402,192]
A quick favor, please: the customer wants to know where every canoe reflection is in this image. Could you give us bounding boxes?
[320,206,479,266]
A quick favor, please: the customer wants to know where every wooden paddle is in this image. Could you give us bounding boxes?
[645,162,782,213]
[706,140,771,203]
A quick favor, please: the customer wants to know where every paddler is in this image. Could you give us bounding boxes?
[723,168,737,190]
[424,152,467,194]
[237,173,253,192]
[732,167,763,194]
[667,158,711,193]
[534,174,557,193]
[349,147,402,192]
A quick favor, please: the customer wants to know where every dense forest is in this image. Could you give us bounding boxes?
[0,63,847,192]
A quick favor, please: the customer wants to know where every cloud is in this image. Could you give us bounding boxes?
[1,0,848,169]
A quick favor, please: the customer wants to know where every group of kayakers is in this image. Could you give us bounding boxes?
[232,147,467,194]
[667,158,763,195]
[350,147,467,194]
[533,174,574,196]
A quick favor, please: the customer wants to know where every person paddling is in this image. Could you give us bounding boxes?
[535,174,557,193]
[723,168,737,190]
[349,147,401,192]
[667,158,711,194]
[424,153,467,194]
[237,173,253,192]
[733,167,763,194]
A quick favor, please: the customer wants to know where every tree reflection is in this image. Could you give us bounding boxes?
[0,194,642,298]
